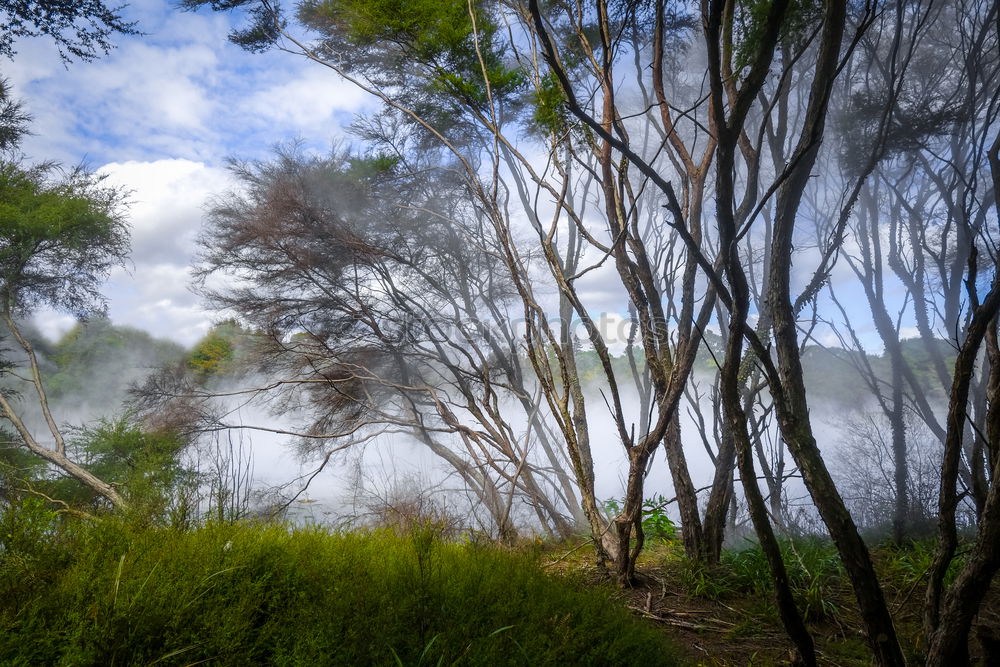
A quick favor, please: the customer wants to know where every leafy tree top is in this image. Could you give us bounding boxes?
[0,162,129,318]
[187,320,248,383]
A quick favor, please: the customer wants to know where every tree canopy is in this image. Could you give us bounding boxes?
[0,0,139,62]
[0,162,129,318]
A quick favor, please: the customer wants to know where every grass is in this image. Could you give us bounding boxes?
[0,510,683,666]
[647,535,979,665]
[4,498,978,667]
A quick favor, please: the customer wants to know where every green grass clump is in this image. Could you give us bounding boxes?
[669,537,846,622]
[0,516,681,666]
[724,537,846,621]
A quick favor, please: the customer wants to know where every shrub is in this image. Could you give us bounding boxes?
[0,519,682,665]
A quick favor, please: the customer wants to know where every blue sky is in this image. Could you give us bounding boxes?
[3,0,899,353]
[5,0,374,345]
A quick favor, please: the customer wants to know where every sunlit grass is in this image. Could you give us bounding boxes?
[0,512,682,665]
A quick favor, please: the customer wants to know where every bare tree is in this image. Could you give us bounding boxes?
[189,147,581,540]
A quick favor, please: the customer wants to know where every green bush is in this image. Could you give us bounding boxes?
[0,519,682,666]
[602,496,678,544]
[669,537,847,622]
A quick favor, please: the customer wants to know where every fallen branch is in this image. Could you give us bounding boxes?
[626,605,737,632]
[542,539,592,568]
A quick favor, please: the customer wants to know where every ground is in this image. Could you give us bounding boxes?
[542,539,1000,666]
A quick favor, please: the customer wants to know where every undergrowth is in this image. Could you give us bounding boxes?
[0,507,682,666]
[662,536,969,664]
[669,537,928,623]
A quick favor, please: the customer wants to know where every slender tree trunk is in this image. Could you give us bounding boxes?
[662,414,705,559]
[924,278,1000,639]
[762,0,905,660]
[890,361,909,545]
[702,423,735,563]
[734,409,816,666]
[720,203,816,665]
[925,450,1000,666]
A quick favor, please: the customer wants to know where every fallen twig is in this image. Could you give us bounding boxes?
[542,539,592,568]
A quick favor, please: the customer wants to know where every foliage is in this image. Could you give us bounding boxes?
[603,495,678,544]
[732,0,822,71]
[529,71,569,137]
[300,0,526,131]
[187,320,246,383]
[0,415,187,522]
[0,79,30,155]
[1,415,192,520]
[0,519,682,665]
[0,161,129,318]
[725,538,845,622]
[186,0,526,129]
[670,537,847,622]
[66,416,192,518]
[0,496,72,612]
[0,0,139,62]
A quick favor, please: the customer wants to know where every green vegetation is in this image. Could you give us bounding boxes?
[188,320,245,383]
[651,536,981,664]
[46,317,185,403]
[0,517,681,666]
[299,0,524,110]
[603,495,678,545]
[722,538,846,622]
[1,413,192,516]
[0,161,128,317]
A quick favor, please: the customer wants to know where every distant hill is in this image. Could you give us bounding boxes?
[32,317,185,419]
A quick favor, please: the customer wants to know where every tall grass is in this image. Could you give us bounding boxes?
[671,537,846,622]
[724,537,845,622]
[0,511,681,665]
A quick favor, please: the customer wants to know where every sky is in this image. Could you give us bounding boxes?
[3,1,683,351]
[0,0,906,514]
[2,0,899,353]
[5,0,374,346]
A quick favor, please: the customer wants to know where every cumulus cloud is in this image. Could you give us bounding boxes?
[6,1,369,166]
[99,159,231,264]
[90,159,234,345]
[10,0,377,347]
[244,66,372,134]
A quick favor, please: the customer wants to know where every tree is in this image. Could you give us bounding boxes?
[187,321,242,384]
[0,158,130,509]
[182,0,1000,661]
[0,79,30,155]
[0,0,138,62]
[184,146,581,540]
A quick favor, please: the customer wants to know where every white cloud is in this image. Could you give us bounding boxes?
[6,3,372,166]
[244,67,372,134]
[94,159,235,346]
[2,4,386,349]
[98,158,231,264]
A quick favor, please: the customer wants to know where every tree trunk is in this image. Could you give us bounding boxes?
[702,423,735,563]
[925,454,1000,666]
[662,414,705,559]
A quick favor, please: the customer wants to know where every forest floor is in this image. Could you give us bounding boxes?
[542,539,1000,666]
